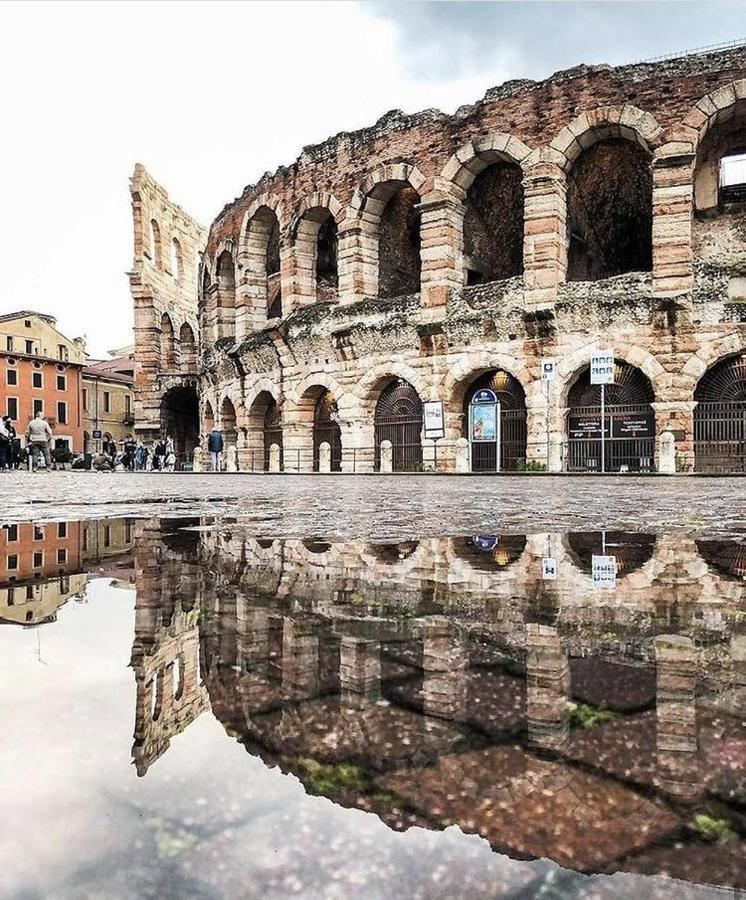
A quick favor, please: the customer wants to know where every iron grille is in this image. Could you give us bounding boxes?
[374,379,423,471]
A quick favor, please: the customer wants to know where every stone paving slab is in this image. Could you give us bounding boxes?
[5,471,746,537]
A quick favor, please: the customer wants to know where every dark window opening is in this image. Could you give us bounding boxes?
[378,187,421,299]
[463,162,524,284]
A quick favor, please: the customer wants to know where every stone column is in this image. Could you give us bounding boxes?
[526,624,570,752]
[419,195,465,324]
[658,430,676,474]
[282,618,319,699]
[522,161,567,311]
[652,149,695,298]
[337,222,376,304]
[421,616,467,720]
[454,437,470,473]
[654,634,700,800]
[339,637,381,700]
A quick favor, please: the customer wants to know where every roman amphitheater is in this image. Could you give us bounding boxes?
[130,43,746,474]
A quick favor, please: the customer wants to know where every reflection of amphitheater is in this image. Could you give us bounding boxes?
[129,519,745,886]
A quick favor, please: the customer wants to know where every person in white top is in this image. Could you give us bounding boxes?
[26,412,53,472]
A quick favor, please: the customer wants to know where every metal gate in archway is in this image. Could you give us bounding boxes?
[694,355,746,473]
[566,361,655,472]
[463,370,527,471]
[263,399,283,470]
[313,390,342,471]
[374,379,423,471]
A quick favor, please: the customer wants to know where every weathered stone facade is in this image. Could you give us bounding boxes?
[132,45,746,472]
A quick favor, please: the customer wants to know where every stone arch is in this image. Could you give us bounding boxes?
[290,382,344,473]
[461,369,529,472]
[179,321,197,371]
[171,237,183,284]
[290,192,343,307]
[354,361,429,416]
[439,133,534,194]
[160,383,199,464]
[373,377,424,472]
[240,195,286,330]
[693,351,746,473]
[160,312,177,370]
[203,399,215,434]
[215,247,236,340]
[679,80,746,154]
[246,385,282,471]
[557,342,666,409]
[149,218,162,269]
[348,163,427,299]
[551,107,660,281]
[220,396,238,455]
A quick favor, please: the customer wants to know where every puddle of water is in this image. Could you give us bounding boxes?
[0,517,744,899]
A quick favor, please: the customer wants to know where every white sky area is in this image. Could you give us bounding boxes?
[1,1,744,357]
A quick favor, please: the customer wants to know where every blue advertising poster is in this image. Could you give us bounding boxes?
[471,404,497,441]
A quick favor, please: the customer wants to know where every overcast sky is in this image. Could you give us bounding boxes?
[1,1,744,356]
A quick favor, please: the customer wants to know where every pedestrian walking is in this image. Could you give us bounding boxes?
[207,427,224,472]
[153,439,166,471]
[123,434,136,471]
[4,418,20,469]
[25,411,53,472]
[0,418,10,471]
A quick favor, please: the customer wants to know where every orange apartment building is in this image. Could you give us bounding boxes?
[0,311,86,453]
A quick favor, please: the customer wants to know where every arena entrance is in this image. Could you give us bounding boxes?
[694,354,746,473]
[374,378,423,472]
[463,370,527,471]
[312,390,342,472]
[160,384,199,466]
[566,361,655,472]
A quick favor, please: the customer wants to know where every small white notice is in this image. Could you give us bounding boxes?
[592,554,617,589]
[542,557,557,580]
[541,359,557,381]
[590,350,614,385]
[423,400,445,440]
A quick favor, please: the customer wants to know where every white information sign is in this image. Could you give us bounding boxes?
[592,554,617,590]
[542,557,557,580]
[541,359,557,381]
[590,351,614,385]
[423,400,445,440]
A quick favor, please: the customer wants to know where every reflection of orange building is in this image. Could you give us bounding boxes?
[1,521,86,625]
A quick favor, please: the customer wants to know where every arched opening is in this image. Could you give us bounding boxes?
[455,535,527,571]
[462,369,527,471]
[161,384,199,466]
[567,532,655,577]
[215,250,236,339]
[313,389,342,472]
[378,185,421,298]
[199,266,212,339]
[221,397,238,455]
[566,360,655,472]
[179,322,197,371]
[160,313,178,370]
[374,378,423,471]
[694,354,746,473]
[368,541,419,564]
[294,207,338,305]
[463,162,524,285]
[696,537,746,581]
[567,138,652,281]
[203,400,215,434]
[264,397,283,471]
[171,237,183,284]
[149,219,162,269]
[316,214,338,300]
[245,207,282,325]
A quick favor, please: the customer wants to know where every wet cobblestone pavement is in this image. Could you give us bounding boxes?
[5,471,746,536]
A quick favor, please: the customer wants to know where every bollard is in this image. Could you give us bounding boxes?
[269,443,281,473]
[380,439,393,474]
[455,437,470,473]
[659,430,676,474]
[318,441,331,473]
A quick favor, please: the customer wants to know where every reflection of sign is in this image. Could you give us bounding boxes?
[472,535,498,552]
[569,417,610,440]
[542,557,557,580]
[92,430,102,439]
[592,554,617,589]
[470,404,497,441]
[423,401,445,440]
[541,359,557,381]
[590,351,614,385]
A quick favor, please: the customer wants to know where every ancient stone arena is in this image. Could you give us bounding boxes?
[129,44,746,480]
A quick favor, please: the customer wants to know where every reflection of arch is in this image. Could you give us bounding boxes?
[374,378,423,471]
[301,538,332,555]
[696,537,746,581]
[455,535,528,571]
[367,541,419,564]
[566,360,655,473]
[567,532,656,578]
[694,354,746,473]
[160,384,199,464]
[462,369,527,471]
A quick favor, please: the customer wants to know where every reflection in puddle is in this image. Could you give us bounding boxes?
[1,518,745,897]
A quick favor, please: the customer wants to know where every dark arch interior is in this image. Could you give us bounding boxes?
[567,531,656,577]
[368,541,419,564]
[464,162,524,285]
[313,389,342,472]
[457,535,528,571]
[161,385,199,465]
[567,138,652,281]
[463,369,527,471]
[263,397,283,469]
[316,214,338,300]
[696,537,746,580]
[267,218,282,319]
[374,378,423,471]
[378,186,421,298]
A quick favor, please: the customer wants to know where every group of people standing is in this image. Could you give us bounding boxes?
[112,435,177,471]
[0,411,53,472]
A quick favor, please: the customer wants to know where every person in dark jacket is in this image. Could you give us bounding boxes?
[207,428,224,472]
[123,435,136,471]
